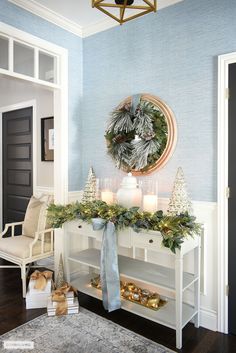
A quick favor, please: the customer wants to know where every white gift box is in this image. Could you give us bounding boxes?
[26,292,50,309]
[47,297,79,316]
[28,279,52,294]
[26,279,52,309]
[52,291,74,307]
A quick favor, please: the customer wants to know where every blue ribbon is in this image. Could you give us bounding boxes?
[92,218,121,312]
[131,94,141,115]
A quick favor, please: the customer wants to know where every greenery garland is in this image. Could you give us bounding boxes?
[47,200,201,253]
[105,99,168,173]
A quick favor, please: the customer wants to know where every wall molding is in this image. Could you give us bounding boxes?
[217,51,236,334]
[34,188,83,202]
[82,19,117,38]
[68,190,83,203]
[9,0,83,37]
[35,186,54,196]
[9,0,184,38]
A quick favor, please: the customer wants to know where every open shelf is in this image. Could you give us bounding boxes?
[72,274,197,330]
[68,248,197,293]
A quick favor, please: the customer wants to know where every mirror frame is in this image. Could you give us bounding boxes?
[107,93,177,176]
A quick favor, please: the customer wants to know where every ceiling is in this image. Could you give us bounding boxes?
[9,0,184,37]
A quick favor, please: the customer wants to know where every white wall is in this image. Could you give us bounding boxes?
[0,75,54,188]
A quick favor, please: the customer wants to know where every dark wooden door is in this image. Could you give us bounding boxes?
[2,107,33,233]
[228,62,236,335]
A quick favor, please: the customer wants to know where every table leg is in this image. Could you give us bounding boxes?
[175,253,183,349]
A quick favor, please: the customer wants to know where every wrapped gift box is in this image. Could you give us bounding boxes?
[26,278,52,309]
[52,291,74,307]
[28,278,52,294]
[26,292,50,309]
[47,297,79,316]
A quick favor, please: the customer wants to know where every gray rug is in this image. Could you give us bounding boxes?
[0,308,176,353]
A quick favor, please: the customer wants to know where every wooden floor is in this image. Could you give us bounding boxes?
[1,266,236,353]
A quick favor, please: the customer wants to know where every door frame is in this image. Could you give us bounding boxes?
[218,51,236,333]
[0,21,69,266]
[0,100,37,231]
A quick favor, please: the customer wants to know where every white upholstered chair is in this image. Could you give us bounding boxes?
[0,195,54,297]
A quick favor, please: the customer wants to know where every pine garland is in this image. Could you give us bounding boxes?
[47,200,201,253]
[105,99,168,173]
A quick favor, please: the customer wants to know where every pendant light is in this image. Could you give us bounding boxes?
[92,0,157,25]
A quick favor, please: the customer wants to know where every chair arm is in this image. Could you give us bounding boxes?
[0,221,24,239]
[29,228,54,258]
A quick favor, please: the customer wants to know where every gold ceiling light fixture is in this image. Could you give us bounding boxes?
[92,1,157,25]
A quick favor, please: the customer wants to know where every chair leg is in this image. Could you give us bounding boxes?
[26,263,32,277]
[21,265,26,298]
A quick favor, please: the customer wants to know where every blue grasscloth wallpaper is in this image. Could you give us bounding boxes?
[82,0,236,201]
[1,0,236,201]
[0,0,83,192]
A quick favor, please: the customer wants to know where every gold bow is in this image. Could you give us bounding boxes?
[52,283,77,316]
[30,270,53,291]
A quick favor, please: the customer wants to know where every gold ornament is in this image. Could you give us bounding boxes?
[90,275,167,311]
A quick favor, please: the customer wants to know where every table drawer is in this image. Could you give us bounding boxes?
[65,220,103,240]
[65,220,132,247]
[132,230,162,251]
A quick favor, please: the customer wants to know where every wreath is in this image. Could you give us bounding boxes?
[105,96,168,173]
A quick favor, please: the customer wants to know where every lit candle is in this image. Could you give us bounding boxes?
[143,195,158,213]
[101,191,114,205]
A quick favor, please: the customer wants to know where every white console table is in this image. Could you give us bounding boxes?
[64,219,201,349]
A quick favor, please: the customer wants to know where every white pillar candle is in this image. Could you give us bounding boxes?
[101,191,114,205]
[143,195,158,213]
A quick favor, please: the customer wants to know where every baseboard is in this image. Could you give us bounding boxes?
[200,308,217,331]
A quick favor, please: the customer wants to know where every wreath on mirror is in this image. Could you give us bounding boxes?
[105,94,168,173]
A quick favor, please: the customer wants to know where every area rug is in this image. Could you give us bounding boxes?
[0,308,176,353]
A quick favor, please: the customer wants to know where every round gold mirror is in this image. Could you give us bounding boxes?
[105,93,177,175]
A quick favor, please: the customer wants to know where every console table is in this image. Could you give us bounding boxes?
[64,219,201,349]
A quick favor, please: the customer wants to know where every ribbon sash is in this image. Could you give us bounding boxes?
[92,218,121,312]
[131,94,141,115]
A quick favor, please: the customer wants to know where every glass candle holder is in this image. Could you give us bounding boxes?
[141,179,158,213]
[100,178,114,205]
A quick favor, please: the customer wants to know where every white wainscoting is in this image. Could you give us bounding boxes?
[34,186,54,197]
[34,187,83,201]
[68,190,83,203]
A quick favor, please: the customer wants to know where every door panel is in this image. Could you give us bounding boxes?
[228,63,236,335]
[2,107,33,232]
[7,169,31,186]
[7,117,31,134]
[7,144,31,159]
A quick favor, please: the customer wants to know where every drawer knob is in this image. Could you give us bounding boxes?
[149,239,153,244]
[78,225,82,229]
